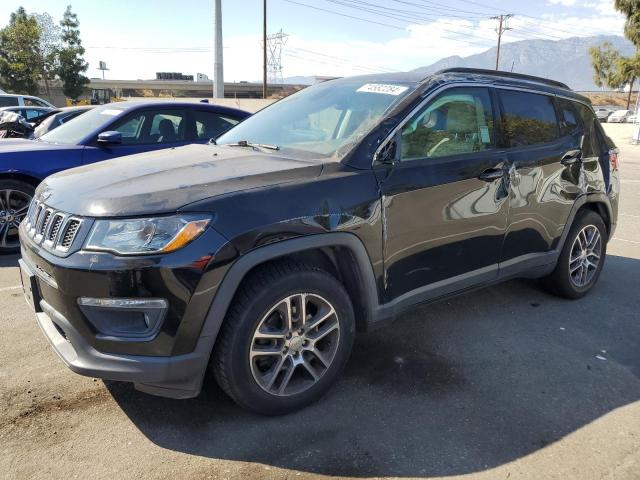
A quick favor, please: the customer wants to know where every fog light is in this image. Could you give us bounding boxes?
[77,297,168,340]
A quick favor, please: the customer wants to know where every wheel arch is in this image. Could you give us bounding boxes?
[558,193,613,254]
[0,172,42,189]
[199,233,381,341]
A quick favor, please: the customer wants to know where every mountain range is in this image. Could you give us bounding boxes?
[284,35,635,91]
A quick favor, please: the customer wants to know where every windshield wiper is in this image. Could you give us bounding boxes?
[226,140,279,151]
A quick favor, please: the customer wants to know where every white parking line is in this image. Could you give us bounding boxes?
[611,237,640,245]
[0,285,22,292]
[619,213,640,218]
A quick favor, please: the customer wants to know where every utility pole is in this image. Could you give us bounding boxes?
[263,0,267,99]
[491,14,513,71]
[213,0,224,99]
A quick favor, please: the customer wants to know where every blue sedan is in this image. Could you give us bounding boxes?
[0,101,250,252]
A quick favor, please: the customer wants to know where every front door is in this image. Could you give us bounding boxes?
[380,87,509,303]
[82,108,191,164]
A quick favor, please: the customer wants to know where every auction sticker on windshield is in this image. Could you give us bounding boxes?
[356,84,409,96]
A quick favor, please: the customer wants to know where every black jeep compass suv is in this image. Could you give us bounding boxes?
[19,68,620,415]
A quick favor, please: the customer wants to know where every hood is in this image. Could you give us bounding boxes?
[0,138,81,153]
[37,143,324,217]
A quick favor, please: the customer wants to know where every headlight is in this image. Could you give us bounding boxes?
[85,215,210,255]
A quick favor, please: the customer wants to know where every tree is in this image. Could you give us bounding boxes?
[615,54,640,109]
[614,0,640,48]
[57,5,89,100]
[0,8,42,95]
[589,2,640,109]
[33,13,61,96]
[589,42,621,89]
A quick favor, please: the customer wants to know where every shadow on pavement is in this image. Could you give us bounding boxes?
[0,254,19,268]
[107,254,640,477]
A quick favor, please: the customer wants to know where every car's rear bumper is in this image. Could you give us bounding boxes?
[35,298,215,399]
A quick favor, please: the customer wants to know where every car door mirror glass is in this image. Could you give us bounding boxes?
[97,131,122,145]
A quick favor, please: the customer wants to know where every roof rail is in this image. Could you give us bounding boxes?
[435,67,571,90]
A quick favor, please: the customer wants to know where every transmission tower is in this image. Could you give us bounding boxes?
[266,29,288,84]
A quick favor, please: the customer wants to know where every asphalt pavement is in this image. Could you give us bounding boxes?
[0,123,639,480]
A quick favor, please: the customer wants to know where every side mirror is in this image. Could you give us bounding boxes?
[97,131,122,145]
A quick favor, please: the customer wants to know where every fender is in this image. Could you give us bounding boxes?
[198,232,381,339]
[556,192,614,254]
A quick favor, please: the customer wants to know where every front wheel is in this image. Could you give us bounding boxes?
[0,180,35,254]
[541,210,607,299]
[212,262,355,415]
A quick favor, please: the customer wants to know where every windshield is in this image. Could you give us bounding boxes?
[217,79,415,159]
[39,104,127,145]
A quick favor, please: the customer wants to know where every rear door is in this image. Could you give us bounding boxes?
[380,86,509,302]
[82,108,190,164]
[498,89,582,270]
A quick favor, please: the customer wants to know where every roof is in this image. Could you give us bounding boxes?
[0,106,53,111]
[95,101,251,116]
[327,68,583,99]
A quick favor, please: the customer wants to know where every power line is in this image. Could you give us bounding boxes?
[292,0,496,48]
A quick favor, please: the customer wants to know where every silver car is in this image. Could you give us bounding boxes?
[608,109,634,123]
[594,107,612,122]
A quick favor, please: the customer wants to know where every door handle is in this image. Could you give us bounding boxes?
[561,149,582,165]
[478,167,505,181]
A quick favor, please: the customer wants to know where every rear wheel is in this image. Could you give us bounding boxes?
[541,210,607,299]
[212,261,355,415]
[0,180,34,254]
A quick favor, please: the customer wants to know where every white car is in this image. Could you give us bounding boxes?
[608,109,634,123]
[0,94,54,109]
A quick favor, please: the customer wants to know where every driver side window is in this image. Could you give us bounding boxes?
[400,87,494,161]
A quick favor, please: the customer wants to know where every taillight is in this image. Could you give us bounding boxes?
[609,150,619,171]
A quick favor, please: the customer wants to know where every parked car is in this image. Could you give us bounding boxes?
[1,101,250,252]
[594,107,612,122]
[19,68,619,415]
[0,111,35,139]
[0,93,54,108]
[608,109,634,123]
[0,105,54,123]
[32,106,93,138]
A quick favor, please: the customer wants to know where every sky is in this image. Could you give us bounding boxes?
[0,0,628,82]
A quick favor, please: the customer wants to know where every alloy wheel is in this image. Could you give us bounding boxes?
[0,189,32,250]
[568,224,602,288]
[249,293,340,397]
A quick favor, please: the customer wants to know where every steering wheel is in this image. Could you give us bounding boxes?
[427,137,451,157]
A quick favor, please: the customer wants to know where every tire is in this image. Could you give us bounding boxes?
[541,209,607,299]
[0,179,35,254]
[211,261,355,415]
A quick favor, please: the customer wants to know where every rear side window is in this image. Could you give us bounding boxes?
[193,110,240,140]
[556,98,581,138]
[499,90,559,147]
[24,97,48,107]
[0,97,19,107]
[573,102,601,158]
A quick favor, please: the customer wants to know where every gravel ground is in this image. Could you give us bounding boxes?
[0,123,639,480]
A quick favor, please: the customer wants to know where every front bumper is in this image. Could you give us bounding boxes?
[36,298,214,398]
[19,221,238,398]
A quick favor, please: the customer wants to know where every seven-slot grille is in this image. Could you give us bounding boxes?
[24,200,83,252]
